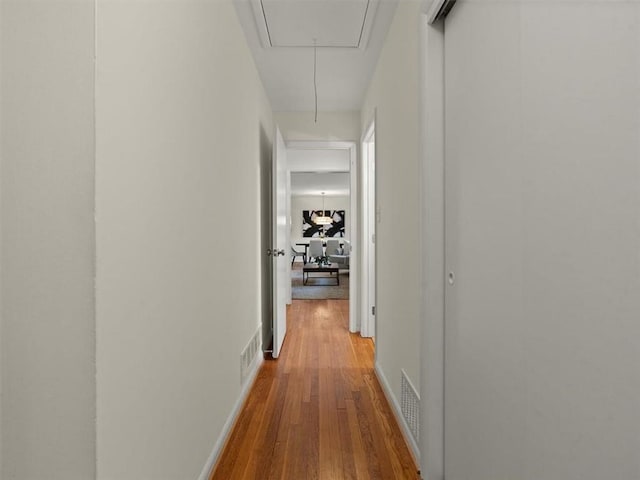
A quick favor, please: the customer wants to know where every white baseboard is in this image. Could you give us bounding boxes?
[374,362,421,463]
[197,354,264,480]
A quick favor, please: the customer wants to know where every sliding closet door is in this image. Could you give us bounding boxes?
[444,2,640,479]
[444,3,526,478]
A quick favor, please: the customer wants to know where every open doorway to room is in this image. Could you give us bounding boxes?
[290,174,350,300]
[285,141,360,333]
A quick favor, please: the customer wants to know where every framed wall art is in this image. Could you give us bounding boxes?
[302,210,345,237]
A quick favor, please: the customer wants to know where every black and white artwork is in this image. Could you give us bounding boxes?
[302,210,345,237]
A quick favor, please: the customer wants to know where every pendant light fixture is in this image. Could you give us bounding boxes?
[315,192,332,225]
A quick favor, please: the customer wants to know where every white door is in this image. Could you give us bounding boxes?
[271,126,288,358]
[444,3,640,479]
[444,5,526,477]
[361,122,376,338]
[367,132,376,340]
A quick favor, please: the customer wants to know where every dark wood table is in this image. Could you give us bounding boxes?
[302,264,340,285]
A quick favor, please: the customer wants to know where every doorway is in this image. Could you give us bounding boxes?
[289,175,350,301]
[285,141,359,333]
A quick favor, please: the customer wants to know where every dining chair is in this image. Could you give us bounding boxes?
[325,239,341,256]
[329,240,350,270]
[308,239,324,263]
[291,245,307,265]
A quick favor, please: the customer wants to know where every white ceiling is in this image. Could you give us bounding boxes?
[234,0,398,111]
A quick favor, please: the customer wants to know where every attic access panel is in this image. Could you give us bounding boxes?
[259,0,371,48]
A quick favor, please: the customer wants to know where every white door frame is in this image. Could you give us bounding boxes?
[285,168,292,305]
[286,141,359,333]
[360,117,376,339]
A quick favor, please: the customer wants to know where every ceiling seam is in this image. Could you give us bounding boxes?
[356,0,371,48]
[259,0,274,47]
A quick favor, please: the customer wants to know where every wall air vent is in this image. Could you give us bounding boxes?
[240,326,262,384]
[426,0,457,24]
[401,369,420,443]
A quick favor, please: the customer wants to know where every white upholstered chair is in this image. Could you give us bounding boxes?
[329,240,350,269]
[308,239,324,263]
[325,239,341,257]
[291,245,307,265]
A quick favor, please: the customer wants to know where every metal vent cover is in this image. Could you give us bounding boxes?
[401,369,420,442]
[240,327,262,383]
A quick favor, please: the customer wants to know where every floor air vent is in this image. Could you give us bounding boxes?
[401,369,420,443]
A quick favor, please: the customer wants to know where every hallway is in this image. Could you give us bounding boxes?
[211,300,419,479]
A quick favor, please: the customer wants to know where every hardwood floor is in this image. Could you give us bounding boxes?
[211,299,420,480]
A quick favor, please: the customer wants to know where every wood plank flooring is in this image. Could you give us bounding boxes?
[211,299,420,480]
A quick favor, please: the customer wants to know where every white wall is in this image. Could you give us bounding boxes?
[361,0,422,412]
[291,195,350,243]
[95,1,272,478]
[443,2,640,479]
[290,172,350,196]
[0,1,97,478]
[288,149,351,172]
[275,111,361,142]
